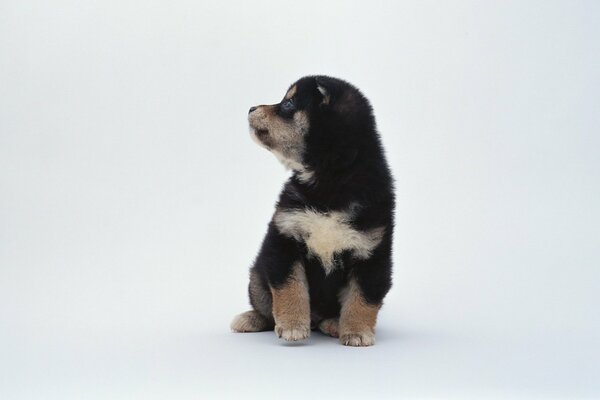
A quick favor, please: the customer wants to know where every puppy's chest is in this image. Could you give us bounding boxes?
[274,208,385,275]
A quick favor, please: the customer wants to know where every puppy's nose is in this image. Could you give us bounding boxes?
[248,106,257,114]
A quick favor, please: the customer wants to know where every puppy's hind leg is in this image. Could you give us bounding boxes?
[231,267,275,333]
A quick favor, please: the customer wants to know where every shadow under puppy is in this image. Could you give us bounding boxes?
[231,76,395,346]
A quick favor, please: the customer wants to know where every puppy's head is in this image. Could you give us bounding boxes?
[248,76,374,180]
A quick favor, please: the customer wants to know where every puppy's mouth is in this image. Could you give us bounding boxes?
[249,126,272,149]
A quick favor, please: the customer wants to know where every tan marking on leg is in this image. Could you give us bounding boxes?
[270,262,310,341]
[230,310,273,332]
[318,318,339,338]
[339,278,380,346]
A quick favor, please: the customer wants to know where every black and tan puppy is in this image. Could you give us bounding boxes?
[231,76,394,346]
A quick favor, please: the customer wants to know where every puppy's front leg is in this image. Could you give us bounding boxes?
[270,262,310,341]
[339,277,381,347]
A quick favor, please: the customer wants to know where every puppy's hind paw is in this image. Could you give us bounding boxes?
[230,310,273,332]
[318,318,339,338]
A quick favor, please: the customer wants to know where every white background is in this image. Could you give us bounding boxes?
[1,1,599,398]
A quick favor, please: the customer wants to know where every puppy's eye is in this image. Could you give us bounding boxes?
[280,99,295,113]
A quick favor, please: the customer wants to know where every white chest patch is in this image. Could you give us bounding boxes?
[274,208,385,275]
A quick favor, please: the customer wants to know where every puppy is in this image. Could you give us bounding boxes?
[231,76,394,346]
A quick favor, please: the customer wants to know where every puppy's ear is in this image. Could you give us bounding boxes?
[315,77,331,106]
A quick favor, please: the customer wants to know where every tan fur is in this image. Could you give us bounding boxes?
[285,84,297,99]
[296,169,315,183]
[270,262,310,341]
[230,310,273,332]
[248,105,310,175]
[317,84,330,104]
[318,318,339,338]
[274,208,385,274]
[339,278,380,346]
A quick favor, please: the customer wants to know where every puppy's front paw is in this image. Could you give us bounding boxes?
[340,331,375,347]
[275,322,310,341]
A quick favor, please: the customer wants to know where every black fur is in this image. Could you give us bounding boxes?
[247,75,394,324]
